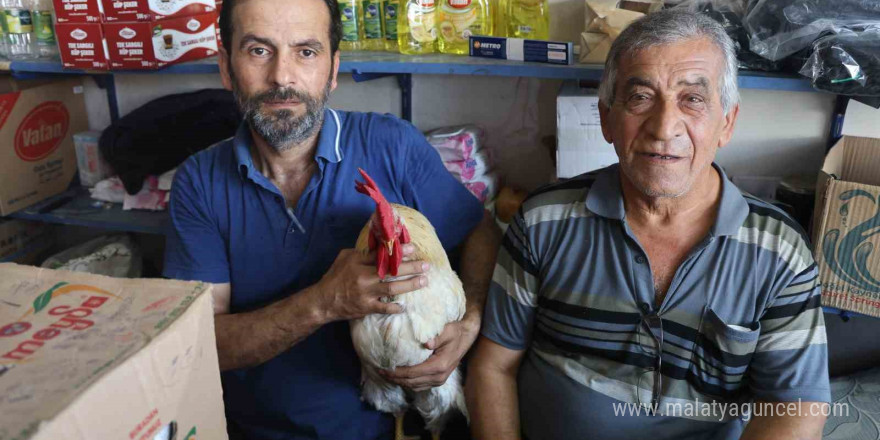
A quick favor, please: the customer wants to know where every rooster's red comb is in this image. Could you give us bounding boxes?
[355,168,388,206]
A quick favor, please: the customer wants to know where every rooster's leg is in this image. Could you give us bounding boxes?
[394,415,404,440]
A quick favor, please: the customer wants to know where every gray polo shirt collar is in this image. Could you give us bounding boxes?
[585,163,749,237]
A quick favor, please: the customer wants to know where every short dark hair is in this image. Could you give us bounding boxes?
[219,0,343,56]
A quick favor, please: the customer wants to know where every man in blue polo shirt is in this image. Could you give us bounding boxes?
[162,0,498,437]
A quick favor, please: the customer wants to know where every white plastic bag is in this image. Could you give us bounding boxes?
[41,234,142,278]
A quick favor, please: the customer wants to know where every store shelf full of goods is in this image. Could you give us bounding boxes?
[0,51,819,238]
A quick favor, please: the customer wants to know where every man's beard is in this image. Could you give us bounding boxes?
[230,70,333,152]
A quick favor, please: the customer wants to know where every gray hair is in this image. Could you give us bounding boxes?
[597,9,740,114]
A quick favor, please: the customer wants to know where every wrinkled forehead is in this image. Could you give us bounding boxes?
[231,0,331,44]
[615,37,726,94]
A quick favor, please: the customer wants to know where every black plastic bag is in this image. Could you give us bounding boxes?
[800,27,880,98]
[744,0,880,62]
[672,0,783,71]
[99,89,240,195]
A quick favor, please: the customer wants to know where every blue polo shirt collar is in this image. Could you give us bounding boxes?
[233,107,344,181]
[585,163,748,237]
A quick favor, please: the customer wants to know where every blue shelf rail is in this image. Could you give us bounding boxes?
[6,187,168,235]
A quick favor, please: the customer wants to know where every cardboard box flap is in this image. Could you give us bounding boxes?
[842,99,880,139]
[0,263,213,439]
[836,136,880,186]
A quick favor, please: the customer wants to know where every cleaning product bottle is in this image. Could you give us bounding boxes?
[31,0,56,59]
[361,0,384,50]
[493,0,507,36]
[506,0,547,40]
[397,0,436,55]
[339,0,363,51]
[437,0,489,55]
[383,0,398,52]
[1,0,36,60]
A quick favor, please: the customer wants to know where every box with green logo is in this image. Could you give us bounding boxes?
[0,263,227,440]
[813,134,880,317]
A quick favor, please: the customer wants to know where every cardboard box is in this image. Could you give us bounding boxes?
[105,12,218,69]
[55,23,110,70]
[0,79,88,216]
[812,101,880,317]
[53,0,104,23]
[0,220,53,265]
[812,136,880,317]
[0,263,227,440]
[556,81,617,178]
[102,0,216,22]
[469,36,573,65]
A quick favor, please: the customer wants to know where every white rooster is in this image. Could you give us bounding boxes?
[350,168,468,440]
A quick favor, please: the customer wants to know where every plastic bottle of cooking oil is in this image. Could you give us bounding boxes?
[361,0,384,50]
[437,0,489,55]
[493,0,507,36]
[506,0,548,40]
[383,0,399,52]
[397,0,436,55]
[339,0,363,51]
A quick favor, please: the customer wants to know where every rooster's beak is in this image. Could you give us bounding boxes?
[385,240,395,256]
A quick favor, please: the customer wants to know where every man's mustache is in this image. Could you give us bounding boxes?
[252,87,313,106]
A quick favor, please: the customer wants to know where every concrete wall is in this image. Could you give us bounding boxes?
[81,71,835,192]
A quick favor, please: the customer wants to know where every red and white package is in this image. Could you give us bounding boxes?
[55,23,110,70]
[53,0,104,23]
[101,0,216,22]
[105,12,218,70]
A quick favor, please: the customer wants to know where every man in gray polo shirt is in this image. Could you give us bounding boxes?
[465,9,830,440]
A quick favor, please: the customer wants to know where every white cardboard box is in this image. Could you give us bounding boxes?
[0,263,227,440]
[556,81,617,178]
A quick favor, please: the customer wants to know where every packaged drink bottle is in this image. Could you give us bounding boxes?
[397,0,436,55]
[506,0,547,40]
[437,0,489,55]
[383,0,398,52]
[339,0,363,51]
[31,0,56,59]
[1,0,37,60]
[361,0,383,50]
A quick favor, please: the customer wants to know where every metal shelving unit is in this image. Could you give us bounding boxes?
[0,51,819,236]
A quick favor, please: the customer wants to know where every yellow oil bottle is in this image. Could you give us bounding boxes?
[362,0,385,50]
[339,0,364,51]
[397,0,437,55]
[493,0,507,36]
[506,0,548,40]
[384,0,399,52]
[437,0,491,55]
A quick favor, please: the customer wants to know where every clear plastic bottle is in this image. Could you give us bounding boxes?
[1,0,36,60]
[397,0,436,55]
[506,0,547,40]
[361,0,384,50]
[339,0,363,51]
[30,0,56,59]
[0,20,9,59]
[437,0,490,55]
[383,0,398,52]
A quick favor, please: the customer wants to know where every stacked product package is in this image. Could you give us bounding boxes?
[426,125,499,205]
[53,0,220,70]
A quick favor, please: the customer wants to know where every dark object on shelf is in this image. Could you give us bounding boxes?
[673,0,782,71]
[800,27,880,100]
[775,174,816,233]
[744,0,880,62]
[99,89,240,195]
